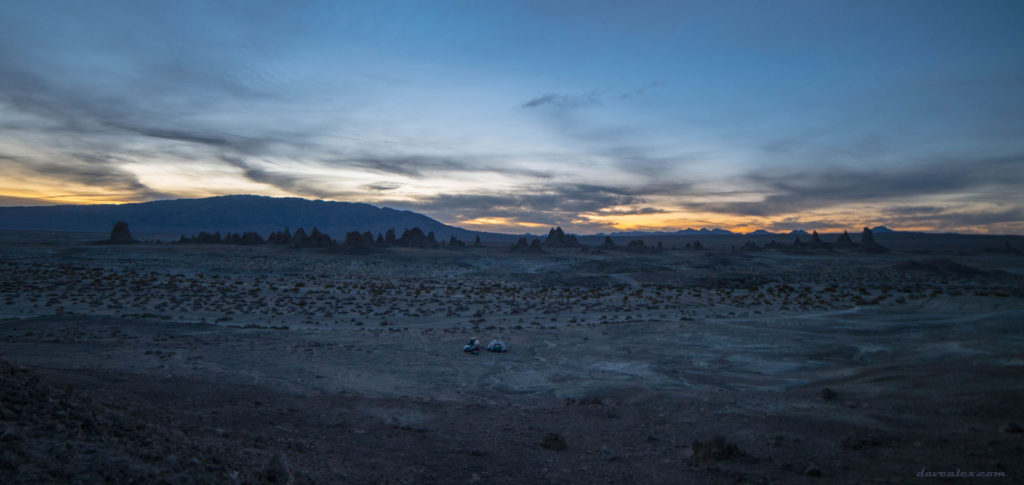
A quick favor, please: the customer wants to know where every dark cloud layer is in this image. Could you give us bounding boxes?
[679,155,1024,218]
[596,207,666,216]
[764,205,1024,233]
[880,207,1024,231]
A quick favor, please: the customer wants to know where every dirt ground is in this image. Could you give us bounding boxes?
[1,233,1023,484]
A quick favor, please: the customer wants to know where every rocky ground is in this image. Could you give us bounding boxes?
[1,233,1023,483]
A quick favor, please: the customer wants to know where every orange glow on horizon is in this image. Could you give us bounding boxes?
[456,217,550,229]
[0,188,147,206]
[2,190,1018,235]
[581,210,759,233]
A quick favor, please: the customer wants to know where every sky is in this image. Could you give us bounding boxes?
[1,1,1023,234]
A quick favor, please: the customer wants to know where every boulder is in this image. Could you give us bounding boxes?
[690,436,745,461]
[263,451,294,484]
[540,433,567,450]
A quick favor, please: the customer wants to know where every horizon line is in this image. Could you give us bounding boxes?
[2,193,1023,237]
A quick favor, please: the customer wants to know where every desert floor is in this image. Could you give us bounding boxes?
[1,233,1023,484]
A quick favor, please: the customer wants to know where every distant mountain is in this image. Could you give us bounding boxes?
[0,195,487,241]
[682,228,734,235]
[737,229,812,236]
[748,228,897,236]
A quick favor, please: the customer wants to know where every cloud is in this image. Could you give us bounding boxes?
[0,194,55,207]
[381,181,691,231]
[880,206,1024,230]
[600,145,702,177]
[677,154,1024,217]
[218,156,351,200]
[0,37,559,200]
[595,207,666,216]
[329,155,474,178]
[132,128,234,148]
[619,80,664,99]
[0,151,168,200]
[522,91,602,109]
[320,153,554,180]
[761,205,1024,233]
[361,182,402,192]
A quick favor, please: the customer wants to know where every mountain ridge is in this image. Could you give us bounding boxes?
[0,194,494,241]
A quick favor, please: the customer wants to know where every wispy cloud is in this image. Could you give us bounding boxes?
[522,91,602,109]
[619,80,664,99]
[595,206,666,216]
[677,154,1024,217]
[382,181,691,231]
[361,182,402,192]
[218,156,354,200]
[1,151,169,200]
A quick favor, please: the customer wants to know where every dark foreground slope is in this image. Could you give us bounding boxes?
[0,194,484,241]
[0,236,1022,483]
